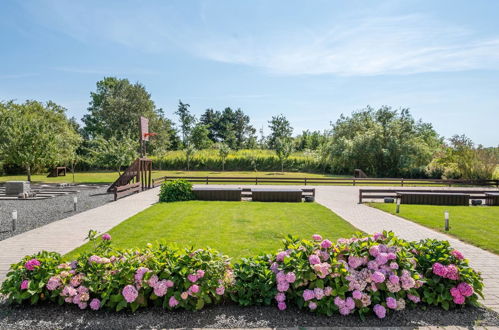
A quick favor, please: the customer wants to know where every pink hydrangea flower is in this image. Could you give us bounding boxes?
[386,297,397,309]
[276,251,288,262]
[285,272,296,283]
[89,255,101,263]
[321,240,332,249]
[181,292,189,300]
[303,289,315,301]
[154,280,168,297]
[407,294,420,303]
[457,282,474,297]
[46,276,61,291]
[169,296,179,307]
[314,288,324,300]
[25,259,41,271]
[78,302,87,309]
[309,254,321,265]
[451,250,464,260]
[453,294,465,304]
[324,287,333,296]
[278,302,287,310]
[309,302,317,310]
[352,290,362,299]
[148,275,159,288]
[375,253,388,265]
[101,233,111,241]
[345,297,355,310]
[196,270,205,278]
[339,307,350,315]
[189,284,200,294]
[277,281,289,292]
[388,275,399,284]
[348,256,364,269]
[369,245,380,257]
[20,280,29,290]
[165,280,174,288]
[122,285,138,303]
[187,274,198,283]
[387,252,397,260]
[135,267,149,283]
[334,296,345,307]
[373,233,385,241]
[275,292,286,302]
[312,234,322,241]
[389,262,399,270]
[90,298,101,310]
[373,304,386,318]
[216,286,225,295]
[371,271,385,283]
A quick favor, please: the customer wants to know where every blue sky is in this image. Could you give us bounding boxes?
[1,0,498,145]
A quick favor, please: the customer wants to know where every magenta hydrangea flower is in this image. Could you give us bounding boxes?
[389,262,399,270]
[339,307,351,315]
[148,275,159,288]
[334,297,345,307]
[303,289,315,301]
[451,250,464,260]
[312,234,322,241]
[187,274,198,283]
[277,282,289,292]
[276,251,288,262]
[20,280,29,290]
[78,302,87,310]
[371,271,386,283]
[309,254,321,265]
[453,294,465,304]
[25,259,41,271]
[457,282,474,297]
[216,286,225,295]
[309,302,317,310]
[101,233,111,241]
[373,233,384,241]
[348,256,364,269]
[165,280,174,288]
[407,294,420,303]
[445,264,459,280]
[122,285,138,303]
[388,275,399,285]
[373,304,386,318]
[321,240,332,249]
[432,262,448,277]
[169,296,179,307]
[196,270,205,278]
[375,253,388,265]
[345,297,355,310]
[285,272,296,283]
[189,284,200,294]
[89,255,101,264]
[90,298,101,311]
[278,301,287,310]
[386,297,397,309]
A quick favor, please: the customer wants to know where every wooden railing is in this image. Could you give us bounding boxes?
[358,188,499,204]
[114,182,141,201]
[152,176,499,188]
[108,158,152,193]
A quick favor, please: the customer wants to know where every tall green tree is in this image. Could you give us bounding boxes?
[274,137,294,172]
[0,100,81,181]
[268,114,293,150]
[82,77,177,154]
[328,105,442,177]
[175,100,196,147]
[190,123,213,149]
[88,135,138,175]
[217,143,231,171]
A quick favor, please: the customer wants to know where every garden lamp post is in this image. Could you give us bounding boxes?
[396,198,401,213]
[12,210,17,232]
[73,196,78,212]
[444,211,449,231]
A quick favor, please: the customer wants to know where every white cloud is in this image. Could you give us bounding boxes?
[195,15,499,76]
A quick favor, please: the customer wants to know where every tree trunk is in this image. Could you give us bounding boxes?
[222,161,225,172]
[26,165,31,182]
[281,161,284,173]
[71,161,76,183]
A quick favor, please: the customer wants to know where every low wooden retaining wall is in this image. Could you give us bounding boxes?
[192,187,242,201]
[114,182,141,201]
[397,192,470,206]
[359,189,499,205]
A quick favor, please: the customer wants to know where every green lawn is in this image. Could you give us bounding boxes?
[369,203,499,254]
[0,170,344,184]
[66,201,359,260]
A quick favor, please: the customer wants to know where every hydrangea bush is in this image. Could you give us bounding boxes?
[0,231,483,319]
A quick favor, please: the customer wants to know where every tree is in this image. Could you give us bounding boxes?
[217,143,231,171]
[190,123,213,149]
[184,145,196,171]
[0,100,81,181]
[82,77,176,154]
[327,106,442,177]
[268,114,293,150]
[175,100,196,147]
[274,138,294,172]
[88,135,138,175]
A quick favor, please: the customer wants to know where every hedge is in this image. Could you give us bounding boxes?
[1,231,483,318]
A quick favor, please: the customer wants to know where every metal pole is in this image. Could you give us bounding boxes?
[444,211,449,231]
[396,198,401,213]
[11,210,17,232]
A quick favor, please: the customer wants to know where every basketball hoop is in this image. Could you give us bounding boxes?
[143,132,157,138]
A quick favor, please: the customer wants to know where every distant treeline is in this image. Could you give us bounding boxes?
[1,77,497,180]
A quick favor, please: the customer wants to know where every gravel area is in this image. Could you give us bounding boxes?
[0,301,498,329]
[0,186,114,241]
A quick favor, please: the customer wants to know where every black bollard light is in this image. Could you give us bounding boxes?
[444,211,449,231]
[73,196,78,212]
[396,198,401,213]
[11,210,17,232]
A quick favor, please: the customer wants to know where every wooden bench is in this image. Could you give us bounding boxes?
[485,192,499,206]
[114,182,141,201]
[47,167,67,177]
[192,187,242,201]
[251,188,303,202]
[396,192,470,205]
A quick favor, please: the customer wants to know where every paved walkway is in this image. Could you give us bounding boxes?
[314,185,499,313]
[0,187,160,282]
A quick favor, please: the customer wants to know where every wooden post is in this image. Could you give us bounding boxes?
[206,176,209,185]
[353,178,356,186]
[256,177,259,185]
[401,178,404,187]
[304,178,307,186]
[358,190,362,204]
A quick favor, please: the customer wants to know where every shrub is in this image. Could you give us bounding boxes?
[0,231,484,318]
[159,179,195,202]
[229,255,277,306]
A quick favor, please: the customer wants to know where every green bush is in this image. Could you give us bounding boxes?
[229,255,277,306]
[159,179,195,202]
